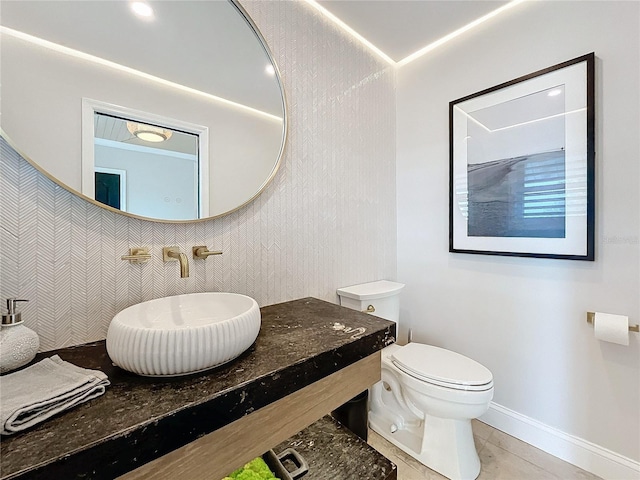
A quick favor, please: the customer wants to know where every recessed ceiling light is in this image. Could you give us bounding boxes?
[265,64,275,76]
[548,89,563,97]
[131,2,154,19]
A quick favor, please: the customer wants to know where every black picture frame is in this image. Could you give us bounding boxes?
[449,53,595,261]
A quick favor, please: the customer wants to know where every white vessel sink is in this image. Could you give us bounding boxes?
[106,293,261,376]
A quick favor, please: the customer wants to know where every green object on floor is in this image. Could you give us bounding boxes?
[223,457,280,480]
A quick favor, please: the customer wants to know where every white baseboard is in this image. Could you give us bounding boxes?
[480,402,640,480]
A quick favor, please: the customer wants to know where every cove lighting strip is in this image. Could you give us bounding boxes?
[1,26,283,122]
[304,0,526,68]
[302,0,395,65]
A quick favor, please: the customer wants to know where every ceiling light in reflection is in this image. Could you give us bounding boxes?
[131,2,154,18]
[548,89,563,97]
[127,122,173,142]
[265,64,275,76]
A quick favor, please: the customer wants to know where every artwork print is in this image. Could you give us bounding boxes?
[449,54,594,260]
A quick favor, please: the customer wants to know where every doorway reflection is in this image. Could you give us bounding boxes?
[93,112,202,220]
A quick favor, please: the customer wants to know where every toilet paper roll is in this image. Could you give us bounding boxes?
[594,312,629,346]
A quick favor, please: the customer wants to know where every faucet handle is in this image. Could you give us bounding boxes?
[121,247,152,264]
[192,246,223,260]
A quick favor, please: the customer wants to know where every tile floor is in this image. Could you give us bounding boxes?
[368,420,602,480]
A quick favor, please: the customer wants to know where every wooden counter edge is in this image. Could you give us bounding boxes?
[119,351,381,480]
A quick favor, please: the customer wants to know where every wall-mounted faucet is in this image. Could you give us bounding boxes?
[163,247,189,278]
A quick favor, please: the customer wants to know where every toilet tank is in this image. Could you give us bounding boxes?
[336,280,405,322]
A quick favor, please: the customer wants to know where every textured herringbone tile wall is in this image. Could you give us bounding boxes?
[0,0,396,352]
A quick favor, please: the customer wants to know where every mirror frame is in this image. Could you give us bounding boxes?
[1,0,287,223]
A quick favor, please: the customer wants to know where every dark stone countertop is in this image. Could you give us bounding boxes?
[276,415,397,480]
[0,297,395,480]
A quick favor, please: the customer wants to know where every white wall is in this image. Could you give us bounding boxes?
[397,0,639,468]
[95,144,198,220]
[0,0,396,352]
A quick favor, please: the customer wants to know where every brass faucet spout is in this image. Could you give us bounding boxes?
[176,252,189,278]
[163,247,190,278]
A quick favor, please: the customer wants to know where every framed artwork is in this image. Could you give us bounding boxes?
[449,53,595,260]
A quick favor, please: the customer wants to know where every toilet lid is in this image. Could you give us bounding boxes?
[391,343,493,391]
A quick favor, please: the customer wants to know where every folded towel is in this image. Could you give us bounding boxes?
[0,355,109,435]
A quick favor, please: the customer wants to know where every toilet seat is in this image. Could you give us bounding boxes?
[391,343,493,392]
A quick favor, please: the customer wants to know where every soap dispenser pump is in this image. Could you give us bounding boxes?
[1,298,39,373]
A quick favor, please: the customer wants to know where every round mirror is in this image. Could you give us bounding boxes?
[0,0,286,222]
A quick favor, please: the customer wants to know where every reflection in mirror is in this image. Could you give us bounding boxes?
[83,99,209,220]
[92,111,202,220]
[0,0,286,222]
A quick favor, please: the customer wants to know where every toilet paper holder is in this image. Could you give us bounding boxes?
[587,312,639,332]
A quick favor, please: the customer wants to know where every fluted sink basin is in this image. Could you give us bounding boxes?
[106,293,260,376]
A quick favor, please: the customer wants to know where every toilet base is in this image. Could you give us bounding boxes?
[369,410,423,455]
[420,414,481,480]
[370,412,481,480]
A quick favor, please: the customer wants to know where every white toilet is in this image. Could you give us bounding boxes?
[337,280,494,480]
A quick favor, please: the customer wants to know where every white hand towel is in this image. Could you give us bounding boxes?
[0,355,110,435]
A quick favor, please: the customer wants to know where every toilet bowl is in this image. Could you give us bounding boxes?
[337,281,494,480]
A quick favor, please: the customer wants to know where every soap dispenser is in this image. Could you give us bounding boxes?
[1,298,39,373]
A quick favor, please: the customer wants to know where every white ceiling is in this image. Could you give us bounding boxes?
[316,0,510,63]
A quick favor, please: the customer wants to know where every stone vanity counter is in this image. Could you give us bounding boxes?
[1,297,395,480]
